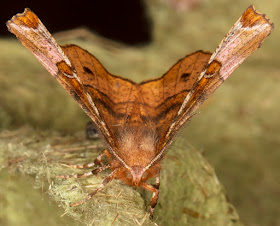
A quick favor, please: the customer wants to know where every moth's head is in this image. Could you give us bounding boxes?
[129,166,146,186]
[115,163,160,187]
[115,165,147,187]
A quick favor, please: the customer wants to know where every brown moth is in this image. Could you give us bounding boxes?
[7,6,273,217]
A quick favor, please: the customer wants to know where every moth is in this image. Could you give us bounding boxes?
[7,6,273,218]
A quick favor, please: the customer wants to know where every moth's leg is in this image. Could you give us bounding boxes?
[56,164,110,179]
[141,173,160,219]
[64,149,106,169]
[70,168,118,207]
[57,150,111,179]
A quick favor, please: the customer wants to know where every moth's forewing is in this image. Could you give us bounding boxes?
[156,5,273,155]
[7,9,69,77]
[61,45,138,138]
[6,9,118,148]
[139,51,211,147]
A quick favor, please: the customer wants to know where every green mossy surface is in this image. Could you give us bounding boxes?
[0,0,279,225]
[0,128,241,225]
[0,168,76,226]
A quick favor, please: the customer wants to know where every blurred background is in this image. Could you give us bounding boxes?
[0,0,279,225]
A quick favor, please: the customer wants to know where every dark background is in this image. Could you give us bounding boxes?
[1,0,152,45]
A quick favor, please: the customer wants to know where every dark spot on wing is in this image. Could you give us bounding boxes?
[83,66,94,75]
[180,73,191,81]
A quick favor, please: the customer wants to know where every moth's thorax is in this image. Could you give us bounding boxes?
[116,127,158,167]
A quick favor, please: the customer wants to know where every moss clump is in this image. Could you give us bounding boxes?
[0,127,242,225]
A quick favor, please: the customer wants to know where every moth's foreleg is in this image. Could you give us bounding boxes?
[141,173,160,219]
[56,150,109,179]
[56,164,110,179]
[64,149,106,169]
[70,168,118,207]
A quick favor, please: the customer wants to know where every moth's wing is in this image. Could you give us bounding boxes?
[61,45,143,136]
[143,5,273,159]
[6,8,138,149]
[139,51,211,144]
